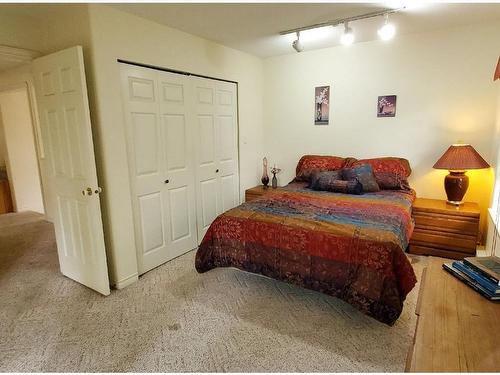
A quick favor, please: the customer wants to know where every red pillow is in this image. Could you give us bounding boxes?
[351,157,411,177]
[295,155,347,182]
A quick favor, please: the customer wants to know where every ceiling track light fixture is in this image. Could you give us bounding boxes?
[378,13,396,41]
[340,21,354,46]
[281,7,404,51]
[292,31,304,52]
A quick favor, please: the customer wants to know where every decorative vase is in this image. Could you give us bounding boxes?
[316,103,322,121]
[270,165,281,189]
[261,157,269,188]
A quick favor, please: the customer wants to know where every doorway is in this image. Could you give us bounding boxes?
[0,84,45,215]
[0,46,110,295]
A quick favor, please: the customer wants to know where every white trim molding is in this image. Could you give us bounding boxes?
[113,272,139,289]
[489,207,500,232]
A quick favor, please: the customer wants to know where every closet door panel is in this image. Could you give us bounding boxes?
[200,179,218,228]
[121,65,170,274]
[221,174,238,212]
[121,65,198,274]
[138,192,165,254]
[215,81,239,213]
[193,78,220,240]
[158,71,198,260]
[192,77,239,242]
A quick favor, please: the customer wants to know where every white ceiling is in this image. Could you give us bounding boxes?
[0,45,40,72]
[111,3,500,58]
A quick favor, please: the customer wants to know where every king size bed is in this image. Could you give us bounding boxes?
[195,155,417,325]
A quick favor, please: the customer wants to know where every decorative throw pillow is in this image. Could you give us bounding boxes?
[322,179,363,195]
[351,157,411,177]
[342,164,380,192]
[308,170,342,189]
[295,155,346,182]
[309,171,363,194]
[374,171,412,191]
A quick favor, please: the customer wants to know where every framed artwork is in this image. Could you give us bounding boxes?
[377,95,397,117]
[315,86,330,125]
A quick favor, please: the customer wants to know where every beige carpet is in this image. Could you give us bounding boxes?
[0,211,426,372]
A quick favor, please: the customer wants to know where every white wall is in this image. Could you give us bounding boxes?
[0,86,44,213]
[85,5,264,287]
[486,82,500,256]
[263,22,500,239]
[0,7,44,168]
[0,65,52,220]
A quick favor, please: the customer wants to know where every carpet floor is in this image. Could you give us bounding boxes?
[0,211,425,372]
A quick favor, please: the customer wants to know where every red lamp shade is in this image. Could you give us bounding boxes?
[433,144,490,205]
[433,144,490,171]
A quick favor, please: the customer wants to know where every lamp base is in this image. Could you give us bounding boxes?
[446,199,464,206]
[444,171,469,206]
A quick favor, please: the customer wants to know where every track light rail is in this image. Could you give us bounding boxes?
[279,7,405,36]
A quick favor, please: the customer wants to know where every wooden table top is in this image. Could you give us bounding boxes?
[413,197,480,217]
[407,257,500,372]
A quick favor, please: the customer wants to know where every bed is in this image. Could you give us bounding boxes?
[195,156,418,325]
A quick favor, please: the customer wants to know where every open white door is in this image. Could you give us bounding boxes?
[32,46,110,295]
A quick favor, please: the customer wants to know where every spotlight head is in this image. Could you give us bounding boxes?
[340,22,354,45]
[292,31,303,52]
[378,14,396,41]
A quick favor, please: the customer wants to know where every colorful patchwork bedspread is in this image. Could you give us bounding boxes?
[195,182,417,325]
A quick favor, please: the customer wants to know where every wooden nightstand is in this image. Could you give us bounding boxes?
[245,185,275,202]
[409,198,480,259]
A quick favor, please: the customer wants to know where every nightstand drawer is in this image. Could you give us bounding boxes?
[411,228,477,251]
[408,245,474,259]
[413,212,479,235]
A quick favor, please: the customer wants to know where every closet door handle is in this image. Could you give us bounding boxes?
[164,179,170,184]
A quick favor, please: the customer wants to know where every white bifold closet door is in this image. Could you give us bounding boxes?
[120,65,198,274]
[120,64,239,275]
[192,77,239,240]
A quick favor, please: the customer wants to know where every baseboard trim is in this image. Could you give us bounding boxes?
[113,272,138,289]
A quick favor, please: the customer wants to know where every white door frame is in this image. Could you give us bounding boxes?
[0,80,48,218]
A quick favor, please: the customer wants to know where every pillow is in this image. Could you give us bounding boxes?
[308,170,342,189]
[310,171,363,194]
[342,164,380,192]
[295,155,346,182]
[351,157,411,177]
[374,171,411,191]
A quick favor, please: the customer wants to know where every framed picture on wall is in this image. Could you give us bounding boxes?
[377,95,397,117]
[315,86,330,125]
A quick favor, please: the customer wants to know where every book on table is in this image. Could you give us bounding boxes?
[452,261,500,294]
[442,263,500,301]
[463,256,500,286]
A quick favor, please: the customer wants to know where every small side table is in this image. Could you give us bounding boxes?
[245,185,275,202]
[409,197,480,259]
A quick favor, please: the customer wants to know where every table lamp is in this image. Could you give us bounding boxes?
[433,143,490,205]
